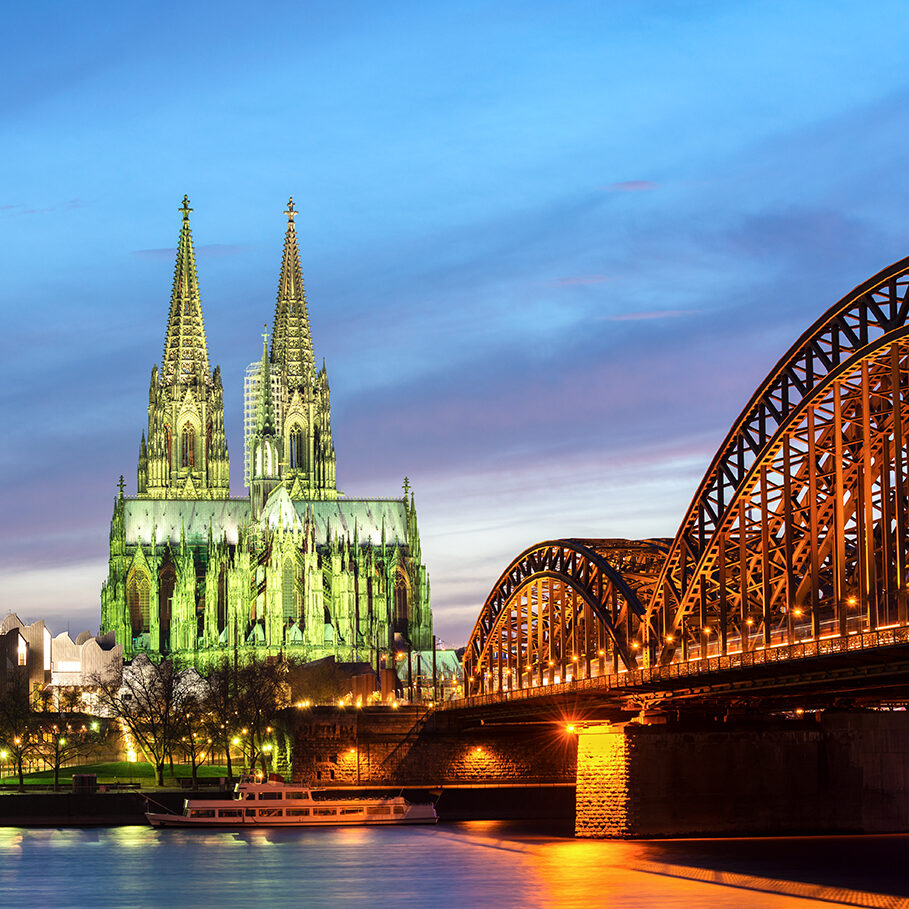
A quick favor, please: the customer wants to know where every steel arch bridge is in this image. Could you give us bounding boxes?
[464,256,909,697]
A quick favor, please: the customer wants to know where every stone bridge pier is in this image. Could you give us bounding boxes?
[575,711,909,838]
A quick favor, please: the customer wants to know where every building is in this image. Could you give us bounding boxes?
[0,614,122,698]
[100,198,432,668]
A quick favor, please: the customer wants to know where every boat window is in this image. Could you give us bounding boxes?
[259,792,281,800]
[189,809,216,818]
[245,808,256,817]
[286,791,307,800]
[313,807,336,816]
[286,808,310,817]
[393,807,405,815]
[366,807,391,816]
[245,793,256,800]
[258,808,282,817]
[340,807,362,815]
[218,809,242,818]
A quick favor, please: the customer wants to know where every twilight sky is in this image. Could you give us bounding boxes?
[3,1,909,645]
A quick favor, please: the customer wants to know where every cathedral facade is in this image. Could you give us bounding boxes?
[101,198,432,667]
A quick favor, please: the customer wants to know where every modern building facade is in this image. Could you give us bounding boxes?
[101,198,432,668]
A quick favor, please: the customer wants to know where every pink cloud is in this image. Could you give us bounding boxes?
[553,274,613,286]
[602,180,658,192]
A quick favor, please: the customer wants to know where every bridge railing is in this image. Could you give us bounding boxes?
[444,623,909,710]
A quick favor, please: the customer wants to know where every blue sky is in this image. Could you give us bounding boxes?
[3,1,909,643]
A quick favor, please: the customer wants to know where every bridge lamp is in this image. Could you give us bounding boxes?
[745,618,754,627]
[90,721,99,732]
[631,642,640,651]
[793,609,803,617]
[665,635,674,643]
[565,724,576,735]
[847,596,857,606]
[571,655,578,662]
[547,660,555,668]
[597,649,605,657]
[702,627,712,636]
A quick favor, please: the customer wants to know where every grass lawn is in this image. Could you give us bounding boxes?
[0,761,231,786]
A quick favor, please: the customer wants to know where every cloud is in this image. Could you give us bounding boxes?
[3,199,82,215]
[131,243,250,259]
[602,180,658,193]
[604,309,696,321]
[552,274,612,286]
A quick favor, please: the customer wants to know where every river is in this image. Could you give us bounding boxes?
[0,821,906,908]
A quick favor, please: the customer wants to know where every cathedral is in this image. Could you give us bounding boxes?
[100,197,432,668]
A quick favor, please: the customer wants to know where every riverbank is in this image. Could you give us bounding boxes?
[0,784,576,826]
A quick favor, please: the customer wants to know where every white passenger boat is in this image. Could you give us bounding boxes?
[145,775,437,827]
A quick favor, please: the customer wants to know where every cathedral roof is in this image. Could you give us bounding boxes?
[123,497,410,547]
[161,196,211,385]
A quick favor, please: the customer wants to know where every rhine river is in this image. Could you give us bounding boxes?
[0,821,906,908]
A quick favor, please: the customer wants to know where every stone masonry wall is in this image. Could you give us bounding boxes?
[291,707,576,787]
[576,711,909,838]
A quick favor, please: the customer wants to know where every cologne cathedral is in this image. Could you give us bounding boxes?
[100,198,432,667]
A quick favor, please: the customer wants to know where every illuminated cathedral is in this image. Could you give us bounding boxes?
[100,197,432,667]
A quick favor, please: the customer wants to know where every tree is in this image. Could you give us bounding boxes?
[175,695,211,789]
[91,656,184,787]
[232,660,288,776]
[34,716,110,791]
[0,675,40,790]
[202,664,238,780]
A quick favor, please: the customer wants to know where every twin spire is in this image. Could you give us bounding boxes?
[271,196,316,386]
[160,195,316,390]
[161,195,210,385]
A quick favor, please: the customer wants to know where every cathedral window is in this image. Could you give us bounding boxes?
[282,559,296,621]
[164,424,172,468]
[394,573,409,627]
[206,420,213,465]
[159,563,176,639]
[217,566,227,633]
[128,572,151,634]
[181,423,195,468]
[289,425,305,469]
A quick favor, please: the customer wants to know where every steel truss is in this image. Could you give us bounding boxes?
[464,256,909,694]
[463,539,668,695]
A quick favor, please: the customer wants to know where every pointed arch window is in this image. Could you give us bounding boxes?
[164,424,172,468]
[181,423,195,468]
[128,571,151,634]
[282,558,296,621]
[206,420,213,466]
[394,572,409,628]
[158,563,176,640]
[289,425,306,469]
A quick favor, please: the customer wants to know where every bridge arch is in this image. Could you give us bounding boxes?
[463,539,667,696]
[648,256,909,663]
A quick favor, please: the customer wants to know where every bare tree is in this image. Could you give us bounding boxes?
[175,695,211,788]
[91,656,183,787]
[202,664,238,780]
[0,675,40,790]
[233,660,288,776]
[34,717,110,791]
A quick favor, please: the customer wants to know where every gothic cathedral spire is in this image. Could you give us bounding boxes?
[270,197,315,385]
[138,197,230,500]
[260,199,338,501]
[162,196,210,384]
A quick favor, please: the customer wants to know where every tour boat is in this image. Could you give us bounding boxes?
[145,775,437,828]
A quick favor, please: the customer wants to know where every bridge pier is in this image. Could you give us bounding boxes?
[575,711,909,838]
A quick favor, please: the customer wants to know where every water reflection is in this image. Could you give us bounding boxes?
[0,823,896,908]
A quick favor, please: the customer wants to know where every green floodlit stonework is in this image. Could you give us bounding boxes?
[101,197,432,668]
